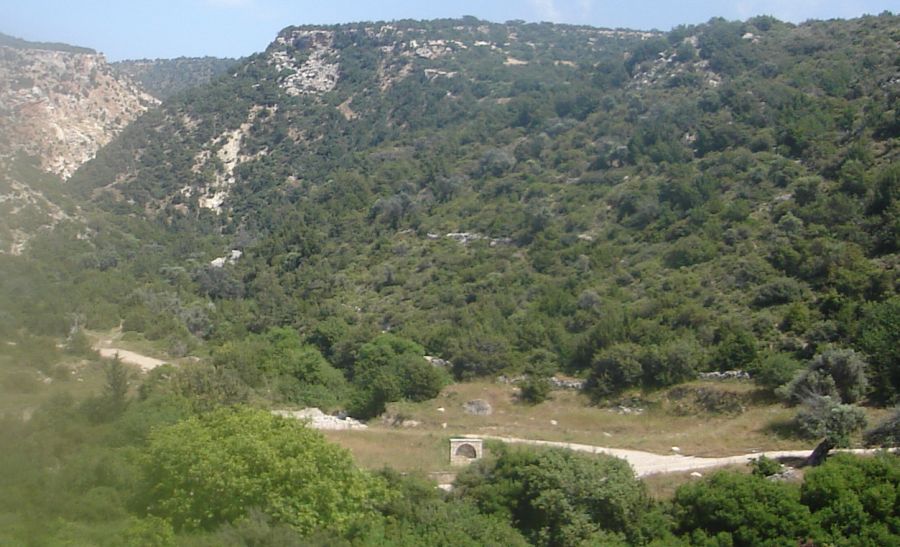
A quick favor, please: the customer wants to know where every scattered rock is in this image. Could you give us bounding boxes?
[497,375,525,385]
[210,249,243,267]
[0,44,158,180]
[550,376,585,390]
[444,232,512,246]
[767,467,802,482]
[268,30,339,96]
[690,472,703,478]
[441,422,448,429]
[436,407,445,413]
[671,446,681,453]
[699,370,750,381]
[550,419,558,426]
[613,405,645,415]
[463,399,493,416]
[424,355,451,367]
[273,408,367,430]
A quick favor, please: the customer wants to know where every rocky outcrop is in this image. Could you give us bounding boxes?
[463,399,493,416]
[0,36,158,253]
[0,42,158,179]
[268,30,339,96]
[272,408,368,430]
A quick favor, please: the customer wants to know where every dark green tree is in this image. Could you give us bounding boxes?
[455,445,657,545]
[672,471,815,546]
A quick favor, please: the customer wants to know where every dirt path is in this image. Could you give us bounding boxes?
[464,434,888,476]
[91,329,170,372]
[95,347,169,372]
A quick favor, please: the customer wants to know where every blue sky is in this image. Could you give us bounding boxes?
[3,1,895,61]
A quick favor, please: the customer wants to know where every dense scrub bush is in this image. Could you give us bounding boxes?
[784,349,869,404]
[455,445,660,545]
[800,453,900,544]
[137,407,387,532]
[672,471,815,546]
[750,352,804,391]
[349,334,450,419]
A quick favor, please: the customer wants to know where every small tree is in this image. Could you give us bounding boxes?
[586,343,643,400]
[105,355,130,410]
[784,348,869,405]
[796,395,867,466]
[83,355,131,422]
[672,471,814,545]
[455,446,655,545]
[752,352,804,392]
[519,349,557,405]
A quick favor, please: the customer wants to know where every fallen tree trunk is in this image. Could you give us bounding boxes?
[805,439,835,467]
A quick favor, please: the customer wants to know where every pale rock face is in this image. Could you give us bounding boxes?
[0,44,157,252]
[188,106,272,212]
[0,46,158,179]
[268,30,340,96]
[272,408,368,430]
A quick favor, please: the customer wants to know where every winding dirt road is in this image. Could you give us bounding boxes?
[464,434,891,476]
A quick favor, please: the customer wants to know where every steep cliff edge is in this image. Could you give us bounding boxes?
[0,33,159,253]
[0,34,158,179]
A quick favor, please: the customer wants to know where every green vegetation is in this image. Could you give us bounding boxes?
[138,407,385,532]
[455,445,661,545]
[111,57,239,99]
[671,453,900,546]
[60,13,898,414]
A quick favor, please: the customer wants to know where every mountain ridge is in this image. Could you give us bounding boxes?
[7,14,900,408]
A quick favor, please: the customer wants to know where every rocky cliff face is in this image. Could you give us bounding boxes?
[0,36,159,253]
[0,43,158,179]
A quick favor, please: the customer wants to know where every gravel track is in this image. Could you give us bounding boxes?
[465,434,889,476]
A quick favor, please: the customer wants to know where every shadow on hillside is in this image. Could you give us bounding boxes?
[762,417,807,441]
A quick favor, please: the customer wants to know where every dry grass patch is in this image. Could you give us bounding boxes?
[323,429,455,473]
[384,381,817,457]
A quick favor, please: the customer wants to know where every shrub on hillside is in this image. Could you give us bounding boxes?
[672,471,815,546]
[783,348,869,404]
[455,445,659,545]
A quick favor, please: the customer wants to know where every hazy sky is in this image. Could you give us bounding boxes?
[3,1,895,61]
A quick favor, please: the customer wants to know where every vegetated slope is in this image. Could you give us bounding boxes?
[0,32,158,253]
[64,15,898,403]
[111,56,239,100]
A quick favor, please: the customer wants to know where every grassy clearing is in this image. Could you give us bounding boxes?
[381,381,814,456]
[324,380,887,480]
[322,429,457,473]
